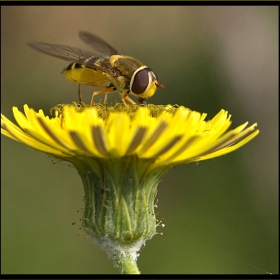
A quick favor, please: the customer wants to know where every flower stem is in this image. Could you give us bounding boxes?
[111,248,140,274]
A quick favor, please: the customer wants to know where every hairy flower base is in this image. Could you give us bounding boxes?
[1,103,259,274]
[75,156,169,243]
[73,155,169,273]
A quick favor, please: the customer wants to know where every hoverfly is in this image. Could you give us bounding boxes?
[28,31,165,105]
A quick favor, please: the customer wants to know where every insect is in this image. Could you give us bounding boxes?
[28,31,165,105]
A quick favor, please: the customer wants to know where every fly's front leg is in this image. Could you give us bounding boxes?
[138,97,147,105]
[121,93,136,106]
[90,87,115,105]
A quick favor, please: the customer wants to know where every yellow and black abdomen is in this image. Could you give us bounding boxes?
[63,63,109,87]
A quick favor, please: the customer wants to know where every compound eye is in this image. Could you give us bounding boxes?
[131,69,149,95]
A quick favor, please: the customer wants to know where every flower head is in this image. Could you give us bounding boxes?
[1,103,259,274]
[1,103,258,168]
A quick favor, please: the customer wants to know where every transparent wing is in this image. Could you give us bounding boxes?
[28,41,99,64]
[28,41,117,75]
[79,31,121,55]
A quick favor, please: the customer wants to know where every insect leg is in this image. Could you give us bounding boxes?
[121,93,136,105]
[78,84,82,102]
[103,93,108,105]
[138,97,147,105]
[90,87,115,105]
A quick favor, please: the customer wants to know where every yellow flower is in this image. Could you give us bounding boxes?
[1,103,258,167]
[1,103,259,274]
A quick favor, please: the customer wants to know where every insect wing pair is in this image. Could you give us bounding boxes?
[28,32,164,105]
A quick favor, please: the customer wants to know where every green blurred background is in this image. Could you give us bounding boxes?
[1,6,278,274]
